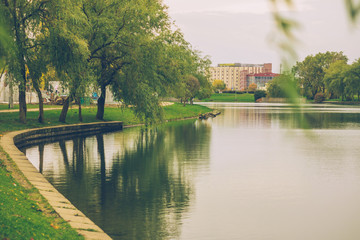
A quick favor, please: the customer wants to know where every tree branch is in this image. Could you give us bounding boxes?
[21,0,50,24]
[90,10,128,57]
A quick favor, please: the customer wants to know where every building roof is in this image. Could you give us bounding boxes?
[216,63,269,67]
[247,73,279,77]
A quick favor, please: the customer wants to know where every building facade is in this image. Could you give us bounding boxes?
[246,72,280,90]
[209,63,276,91]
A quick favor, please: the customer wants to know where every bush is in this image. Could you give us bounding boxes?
[314,93,325,103]
[254,90,267,102]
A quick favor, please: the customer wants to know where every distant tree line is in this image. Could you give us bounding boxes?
[266,51,360,102]
[0,0,212,124]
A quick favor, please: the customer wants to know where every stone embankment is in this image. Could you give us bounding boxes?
[1,122,123,240]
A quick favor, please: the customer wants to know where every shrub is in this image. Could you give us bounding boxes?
[314,93,325,103]
[254,90,267,102]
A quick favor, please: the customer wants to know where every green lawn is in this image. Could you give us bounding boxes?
[197,93,255,102]
[0,103,211,134]
[0,102,211,239]
[0,148,83,239]
[0,103,64,110]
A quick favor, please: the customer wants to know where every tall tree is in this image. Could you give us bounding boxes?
[293,51,348,99]
[81,0,211,123]
[212,80,226,93]
[47,2,90,123]
[81,0,169,121]
[0,0,87,123]
[324,60,350,100]
[184,75,200,105]
[345,59,360,100]
[267,73,298,99]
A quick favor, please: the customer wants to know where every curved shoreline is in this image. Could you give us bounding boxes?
[0,122,124,240]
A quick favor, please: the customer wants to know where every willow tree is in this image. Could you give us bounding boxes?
[0,6,9,65]
[80,0,173,121]
[324,60,350,100]
[43,1,90,123]
[293,52,348,99]
[345,59,360,101]
[0,0,87,123]
[49,29,90,123]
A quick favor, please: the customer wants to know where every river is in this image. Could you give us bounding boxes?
[23,103,360,240]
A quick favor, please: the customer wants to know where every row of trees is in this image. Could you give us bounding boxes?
[212,79,258,93]
[267,51,360,101]
[0,0,212,124]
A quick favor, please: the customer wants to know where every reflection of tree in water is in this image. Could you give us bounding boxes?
[274,111,360,129]
[215,106,360,130]
[44,120,211,240]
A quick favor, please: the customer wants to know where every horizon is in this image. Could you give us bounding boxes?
[163,0,360,73]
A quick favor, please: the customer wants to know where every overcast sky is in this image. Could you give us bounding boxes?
[163,0,360,72]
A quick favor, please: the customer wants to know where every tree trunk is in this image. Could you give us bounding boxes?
[78,97,83,122]
[59,140,70,167]
[96,134,106,200]
[18,62,27,123]
[190,97,194,105]
[96,85,106,120]
[13,3,27,123]
[38,143,44,174]
[59,96,71,123]
[33,81,44,123]
[19,85,27,123]
[8,80,14,109]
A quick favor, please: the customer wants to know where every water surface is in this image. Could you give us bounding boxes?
[24,103,360,240]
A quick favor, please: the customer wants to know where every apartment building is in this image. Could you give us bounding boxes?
[209,63,274,91]
[247,72,280,90]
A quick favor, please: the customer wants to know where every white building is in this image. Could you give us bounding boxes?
[209,63,273,91]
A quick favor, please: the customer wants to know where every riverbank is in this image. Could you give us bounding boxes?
[0,103,212,239]
[0,103,210,134]
[196,93,255,102]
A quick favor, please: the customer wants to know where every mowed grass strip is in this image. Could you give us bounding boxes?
[197,93,255,102]
[0,103,211,134]
[0,149,83,240]
[0,103,63,110]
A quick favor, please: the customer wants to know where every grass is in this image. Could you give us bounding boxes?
[0,103,63,110]
[197,93,255,102]
[0,148,83,240]
[0,103,211,134]
[0,102,211,239]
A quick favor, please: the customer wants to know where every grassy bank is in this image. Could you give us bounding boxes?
[197,93,254,102]
[0,103,211,134]
[0,148,84,239]
[0,102,211,239]
[0,103,63,110]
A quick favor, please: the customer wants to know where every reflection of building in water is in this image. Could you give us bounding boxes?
[215,107,273,129]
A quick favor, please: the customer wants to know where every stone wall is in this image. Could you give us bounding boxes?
[14,121,123,149]
[1,122,123,240]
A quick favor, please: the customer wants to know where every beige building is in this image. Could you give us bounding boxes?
[209,63,272,91]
